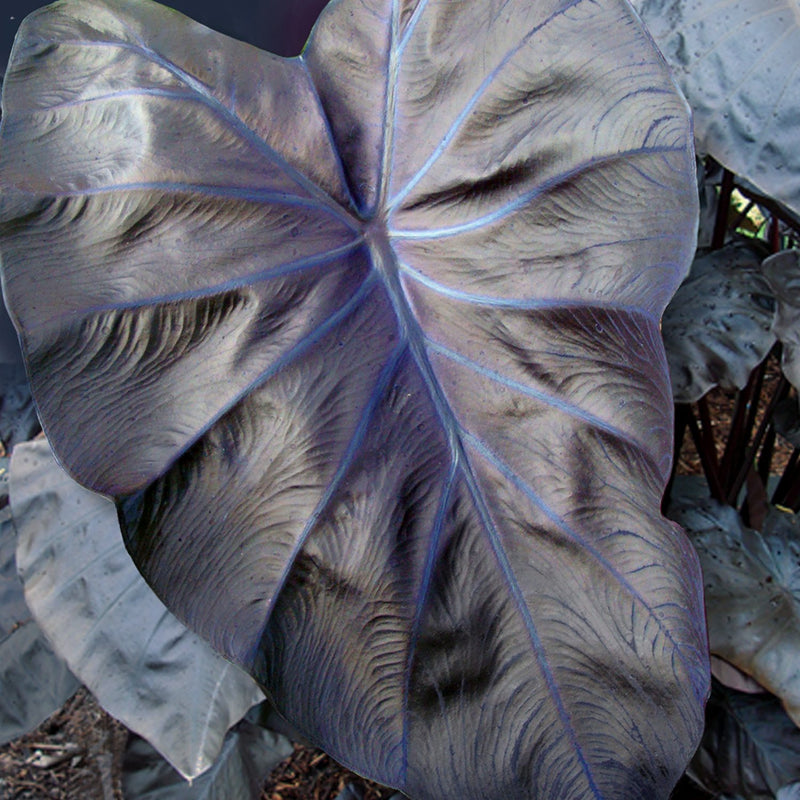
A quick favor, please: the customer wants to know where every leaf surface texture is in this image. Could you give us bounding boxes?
[0,1,708,797]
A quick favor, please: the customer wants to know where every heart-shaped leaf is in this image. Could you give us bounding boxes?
[631,0,800,218]
[661,240,776,403]
[762,249,800,391]
[8,438,266,779]
[670,494,800,727]
[0,0,708,797]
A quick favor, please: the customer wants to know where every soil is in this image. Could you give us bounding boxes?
[262,745,398,800]
[0,690,396,800]
[0,689,127,800]
[674,353,795,479]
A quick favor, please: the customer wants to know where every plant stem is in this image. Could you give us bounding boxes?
[685,405,725,502]
[711,169,735,250]
[727,374,789,505]
[772,448,800,507]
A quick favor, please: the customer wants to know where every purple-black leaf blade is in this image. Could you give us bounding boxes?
[0,0,709,798]
[0,0,360,495]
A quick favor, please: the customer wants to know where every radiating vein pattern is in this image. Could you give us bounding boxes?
[0,0,709,798]
[386,0,589,211]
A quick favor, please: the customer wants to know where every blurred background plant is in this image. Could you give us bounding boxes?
[632,2,800,797]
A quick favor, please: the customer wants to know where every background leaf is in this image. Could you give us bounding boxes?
[662,240,776,403]
[0,499,79,745]
[762,250,800,391]
[689,681,800,800]
[0,306,21,364]
[710,656,767,696]
[0,0,708,797]
[632,0,800,218]
[670,494,800,727]
[9,439,265,779]
[121,719,293,800]
[774,395,800,449]
[335,786,404,800]
[0,363,39,450]
[696,158,723,249]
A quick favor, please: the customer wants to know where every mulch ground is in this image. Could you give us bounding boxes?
[674,354,795,479]
[0,690,396,800]
[0,689,127,800]
[261,744,397,800]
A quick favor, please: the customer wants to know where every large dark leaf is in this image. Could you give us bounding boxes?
[0,0,708,797]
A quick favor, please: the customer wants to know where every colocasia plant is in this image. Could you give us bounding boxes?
[0,0,714,798]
